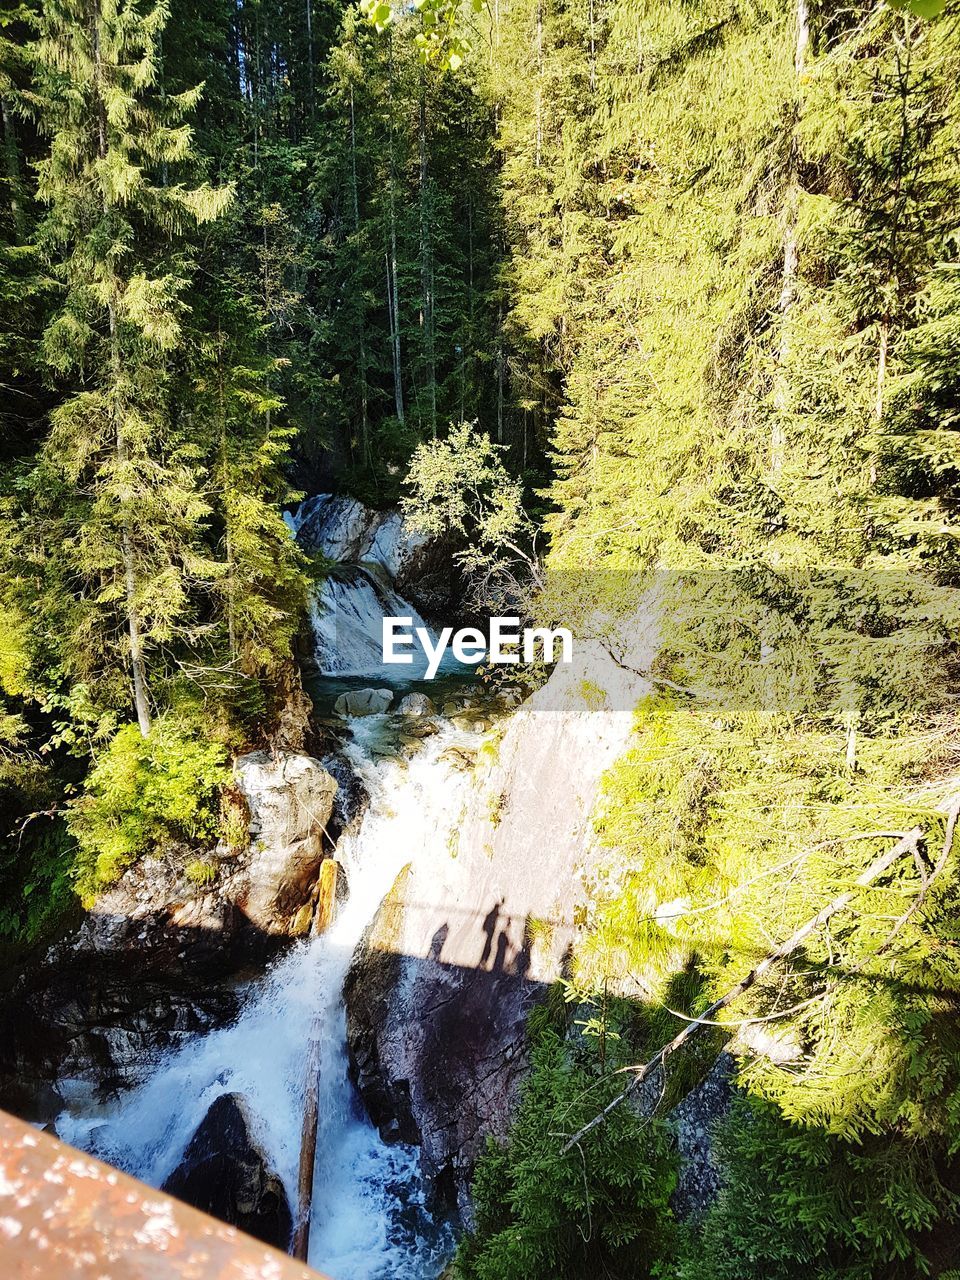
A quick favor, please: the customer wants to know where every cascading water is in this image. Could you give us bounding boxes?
[58,722,477,1278]
[55,493,484,1278]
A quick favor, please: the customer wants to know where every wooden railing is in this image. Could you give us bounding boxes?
[0,1108,333,1280]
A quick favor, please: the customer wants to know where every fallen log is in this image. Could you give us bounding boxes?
[290,859,341,1262]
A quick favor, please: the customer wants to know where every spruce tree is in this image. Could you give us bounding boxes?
[29,0,230,734]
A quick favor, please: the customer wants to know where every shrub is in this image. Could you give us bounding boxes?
[69,716,230,902]
[454,1030,677,1280]
[184,859,218,887]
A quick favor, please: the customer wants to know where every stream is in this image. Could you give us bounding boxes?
[55,495,486,1279]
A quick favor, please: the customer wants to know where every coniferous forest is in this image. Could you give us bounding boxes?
[3,0,960,1275]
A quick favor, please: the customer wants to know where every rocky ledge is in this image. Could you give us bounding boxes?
[0,749,343,1119]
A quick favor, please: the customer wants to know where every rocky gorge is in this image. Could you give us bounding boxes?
[0,492,730,1274]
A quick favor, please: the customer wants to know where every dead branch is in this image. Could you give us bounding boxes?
[559,825,924,1156]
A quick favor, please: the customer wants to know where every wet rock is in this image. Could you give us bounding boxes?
[669,1052,734,1222]
[398,692,434,717]
[295,494,426,581]
[320,751,367,832]
[334,687,394,717]
[401,719,440,740]
[290,903,313,936]
[232,750,338,935]
[0,945,239,1116]
[0,749,340,1113]
[162,1093,292,1249]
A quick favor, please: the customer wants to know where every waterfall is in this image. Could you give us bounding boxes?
[55,495,477,1278]
[309,571,434,678]
[56,722,477,1277]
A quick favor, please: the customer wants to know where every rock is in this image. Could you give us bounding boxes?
[441,702,459,716]
[232,751,338,935]
[401,719,440,740]
[345,622,659,1214]
[162,1093,292,1250]
[321,752,368,835]
[0,749,339,1108]
[294,494,427,581]
[451,715,475,732]
[333,687,394,717]
[290,903,314,936]
[668,1052,735,1222]
[398,692,434,717]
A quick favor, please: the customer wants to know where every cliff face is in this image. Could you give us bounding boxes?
[344,626,656,1212]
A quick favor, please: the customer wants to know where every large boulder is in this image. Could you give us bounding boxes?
[345,625,658,1214]
[397,692,434,717]
[230,751,338,934]
[333,687,393,717]
[162,1093,292,1249]
[293,492,458,616]
[294,494,425,580]
[0,751,341,1115]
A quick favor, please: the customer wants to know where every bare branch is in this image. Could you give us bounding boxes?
[559,826,924,1155]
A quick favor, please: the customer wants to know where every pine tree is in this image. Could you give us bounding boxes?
[28,0,230,734]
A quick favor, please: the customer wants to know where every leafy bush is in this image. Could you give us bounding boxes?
[682,1096,960,1280]
[69,717,230,902]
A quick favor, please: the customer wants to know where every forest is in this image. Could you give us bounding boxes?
[2,0,960,1274]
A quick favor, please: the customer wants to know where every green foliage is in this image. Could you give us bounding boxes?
[184,858,217,886]
[454,1029,678,1280]
[683,1096,960,1279]
[68,716,229,902]
[403,421,540,607]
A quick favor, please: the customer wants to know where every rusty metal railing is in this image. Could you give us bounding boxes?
[0,1108,332,1279]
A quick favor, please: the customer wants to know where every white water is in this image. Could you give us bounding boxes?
[310,571,434,678]
[55,493,479,1277]
[57,721,477,1278]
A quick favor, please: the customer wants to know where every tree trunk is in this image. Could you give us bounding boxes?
[0,97,25,237]
[95,10,151,737]
[110,303,152,739]
[387,42,405,425]
[535,0,543,168]
[418,88,436,435]
[770,0,810,478]
[349,86,370,464]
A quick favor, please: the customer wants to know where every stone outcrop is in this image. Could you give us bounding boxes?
[162,1092,292,1249]
[0,750,343,1116]
[230,750,338,934]
[294,494,425,579]
[293,492,458,617]
[669,1052,734,1222]
[345,620,659,1213]
[333,688,394,717]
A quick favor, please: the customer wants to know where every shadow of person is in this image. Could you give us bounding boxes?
[428,923,449,963]
[515,916,533,980]
[494,927,511,974]
[480,898,504,968]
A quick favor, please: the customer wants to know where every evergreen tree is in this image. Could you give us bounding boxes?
[28,0,231,734]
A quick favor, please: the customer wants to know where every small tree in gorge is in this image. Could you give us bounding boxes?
[402,421,541,612]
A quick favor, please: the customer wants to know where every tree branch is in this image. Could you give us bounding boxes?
[559,825,924,1155]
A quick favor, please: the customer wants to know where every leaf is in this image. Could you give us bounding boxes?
[886,0,949,16]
